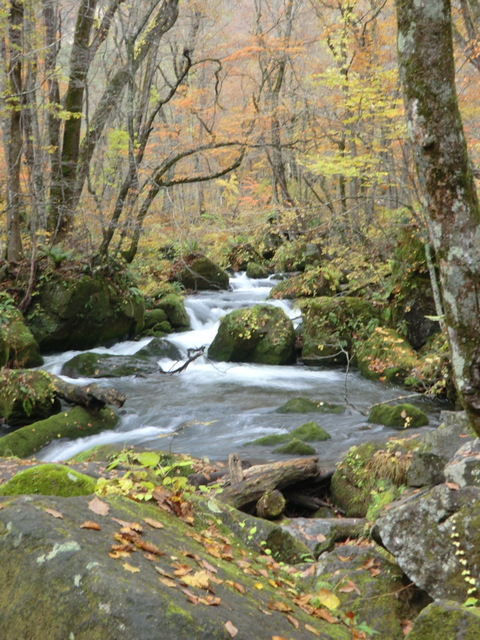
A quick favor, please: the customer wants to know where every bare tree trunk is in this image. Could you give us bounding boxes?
[395,0,480,434]
[4,0,24,261]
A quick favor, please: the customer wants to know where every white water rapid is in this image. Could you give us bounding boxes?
[37,273,439,466]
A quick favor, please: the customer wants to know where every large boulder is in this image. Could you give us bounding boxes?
[300,297,379,366]
[208,304,296,365]
[154,293,190,329]
[0,369,60,428]
[368,403,429,429]
[170,254,229,291]
[269,269,339,299]
[0,493,352,640]
[407,601,480,639]
[61,352,160,378]
[0,295,42,368]
[372,484,480,602]
[26,272,144,351]
[355,326,421,383]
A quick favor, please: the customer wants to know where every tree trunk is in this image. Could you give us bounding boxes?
[395,0,480,434]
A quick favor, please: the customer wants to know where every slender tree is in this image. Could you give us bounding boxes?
[395,0,480,434]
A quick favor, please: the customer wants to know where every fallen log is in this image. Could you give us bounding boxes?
[219,456,321,510]
[51,375,126,411]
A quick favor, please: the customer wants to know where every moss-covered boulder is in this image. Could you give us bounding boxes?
[26,272,144,351]
[276,397,345,414]
[355,327,421,383]
[407,601,480,640]
[0,369,60,428]
[170,254,229,291]
[248,422,331,447]
[0,296,42,368]
[144,308,170,330]
[368,403,429,429]
[135,337,181,360]
[300,296,380,366]
[372,484,480,602]
[61,352,160,378]
[0,493,352,640]
[273,438,316,455]
[208,304,296,365]
[245,262,270,279]
[330,440,414,517]
[154,293,190,329]
[0,406,119,458]
[227,243,264,272]
[0,463,96,496]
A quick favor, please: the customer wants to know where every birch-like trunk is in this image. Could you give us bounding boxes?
[395,0,480,433]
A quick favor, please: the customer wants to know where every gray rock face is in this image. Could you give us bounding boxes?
[406,600,480,639]
[372,484,480,601]
[444,439,480,488]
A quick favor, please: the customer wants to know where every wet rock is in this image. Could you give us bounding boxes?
[61,352,160,378]
[0,302,42,368]
[444,439,480,488]
[136,337,181,360]
[248,422,331,447]
[368,403,429,429]
[154,293,190,329]
[372,484,480,601]
[208,304,296,365]
[281,518,366,557]
[273,438,316,455]
[356,327,421,383]
[171,254,229,291]
[276,397,344,414]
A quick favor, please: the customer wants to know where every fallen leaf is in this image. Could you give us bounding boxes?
[44,507,63,519]
[267,600,292,613]
[198,595,221,606]
[122,562,140,574]
[339,580,361,595]
[80,520,101,530]
[134,539,165,556]
[143,552,159,562]
[88,496,109,516]
[155,566,175,579]
[401,618,414,636]
[315,589,340,611]
[159,577,177,588]
[181,587,199,605]
[143,517,165,529]
[305,624,321,636]
[316,533,327,542]
[272,637,288,640]
[337,554,353,562]
[315,608,338,624]
[109,550,132,559]
[286,614,299,629]
[111,517,131,527]
[254,582,264,590]
[181,570,212,590]
[225,580,246,594]
[172,563,193,577]
[446,481,460,491]
[224,621,238,637]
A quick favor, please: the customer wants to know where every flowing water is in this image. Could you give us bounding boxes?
[37,273,442,467]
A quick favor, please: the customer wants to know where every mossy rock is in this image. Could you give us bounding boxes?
[331,440,414,517]
[26,272,144,351]
[276,397,345,414]
[246,262,270,279]
[0,369,60,428]
[300,296,380,366]
[171,254,229,291]
[61,352,160,378]
[135,337,181,360]
[368,403,429,429]
[273,438,316,455]
[0,406,119,458]
[247,422,330,447]
[0,304,43,369]
[208,304,296,365]
[144,308,168,329]
[291,421,331,441]
[355,327,421,383]
[155,294,190,329]
[407,601,480,640]
[0,463,96,497]
[227,243,263,271]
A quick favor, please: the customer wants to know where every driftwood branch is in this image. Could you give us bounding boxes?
[161,347,205,375]
[219,456,321,510]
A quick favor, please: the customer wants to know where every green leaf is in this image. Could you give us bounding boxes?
[136,452,160,468]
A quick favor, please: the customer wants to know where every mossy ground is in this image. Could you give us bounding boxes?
[0,463,96,496]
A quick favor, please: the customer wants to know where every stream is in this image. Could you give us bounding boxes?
[37,273,442,467]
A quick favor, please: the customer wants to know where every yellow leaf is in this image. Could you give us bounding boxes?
[224,621,238,637]
[305,623,321,636]
[122,563,140,574]
[315,588,340,610]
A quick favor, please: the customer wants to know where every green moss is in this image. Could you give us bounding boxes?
[155,294,190,329]
[247,433,289,446]
[0,369,59,427]
[246,262,269,279]
[276,397,345,414]
[273,438,316,455]
[368,403,429,428]
[291,422,331,441]
[208,305,296,365]
[61,352,159,378]
[408,601,480,640]
[0,307,43,369]
[0,463,96,496]
[173,255,229,291]
[355,327,421,383]
[0,406,119,458]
